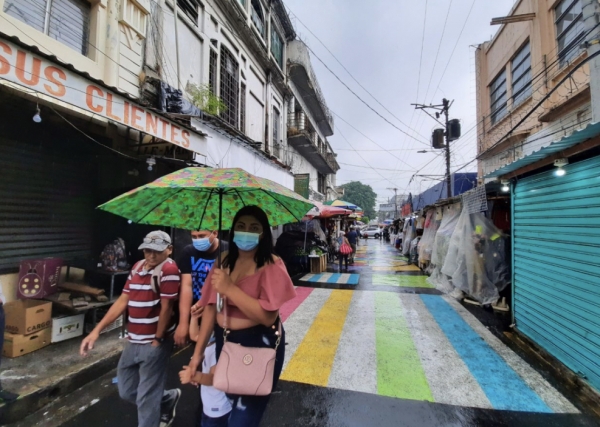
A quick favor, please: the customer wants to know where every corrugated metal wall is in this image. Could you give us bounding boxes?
[0,136,95,272]
[513,155,600,391]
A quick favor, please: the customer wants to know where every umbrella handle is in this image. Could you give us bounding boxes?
[217,293,224,312]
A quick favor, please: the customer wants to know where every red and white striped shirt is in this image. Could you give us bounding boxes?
[122,259,180,344]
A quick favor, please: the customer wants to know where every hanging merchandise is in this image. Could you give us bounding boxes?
[440,207,510,305]
[427,204,461,293]
[418,210,440,266]
[402,218,415,256]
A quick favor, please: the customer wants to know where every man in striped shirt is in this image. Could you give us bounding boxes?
[80,231,182,427]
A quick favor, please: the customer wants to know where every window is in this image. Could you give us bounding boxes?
[177,0,200,25]
[220,46,239,127]
[240,82,246,133]
[271,25,284,68]
[555,0,585,66]
[272,107,280,158]
[209,49,218,95]
[317,173,326,195]
[490,69,507,125]
[238,0,246,7]
[511,42,532,107]
[4,0,90,55]
[251,0,265,38]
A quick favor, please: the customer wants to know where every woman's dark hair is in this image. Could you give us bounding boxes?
[223,205,274,271]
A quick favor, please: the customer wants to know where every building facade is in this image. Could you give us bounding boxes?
[475,0,600,393]
[0,0,339,301]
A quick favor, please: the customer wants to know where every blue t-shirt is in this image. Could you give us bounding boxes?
[346,231,358,244]
[177,242,228,302]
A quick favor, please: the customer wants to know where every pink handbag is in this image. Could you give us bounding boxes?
[212,302,282,396]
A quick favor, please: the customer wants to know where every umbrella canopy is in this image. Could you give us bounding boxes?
[98,167,314,231]
[305,202,352,219]
[325,199,359,210]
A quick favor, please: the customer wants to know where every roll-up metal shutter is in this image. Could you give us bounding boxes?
[513,155,600,391]
[0,136,95,272]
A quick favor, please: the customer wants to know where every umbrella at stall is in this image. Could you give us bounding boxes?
[305,202,352,219]
[98,167,314,310]
[324,199,359,210]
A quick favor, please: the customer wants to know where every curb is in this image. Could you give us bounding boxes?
[0,348,122,425]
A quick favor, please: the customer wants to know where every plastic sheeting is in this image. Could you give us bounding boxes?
[418,210,440,263]
[402,218,415,256]
[427,204,461,293]
[410,236,421,265]
[441,208,509,305]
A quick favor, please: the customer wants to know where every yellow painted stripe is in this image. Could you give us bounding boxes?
[281,289,353,386]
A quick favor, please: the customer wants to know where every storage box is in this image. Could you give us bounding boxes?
[4,300,52,335]
[51,313,85,343]
[18,258,63,299]
[3,328,52,358]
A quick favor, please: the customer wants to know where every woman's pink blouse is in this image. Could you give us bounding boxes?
[198,258,296,319]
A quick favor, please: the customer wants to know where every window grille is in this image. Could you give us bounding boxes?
[490,69,507,125]
[220,46,239,127]
[511,42,532,107]
[271,25,283,68]
[251,0,265,38]
[317,173,326,195]
[177,0,199,25]
[272,107,280,158]
[209,49,218,95]
[240,83,246,133]
[4,0,90,55]
[555,0,585,66]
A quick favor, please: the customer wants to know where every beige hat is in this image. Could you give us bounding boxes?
[138,230,171,251]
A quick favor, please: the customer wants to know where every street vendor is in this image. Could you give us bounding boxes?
[175,230,227,347]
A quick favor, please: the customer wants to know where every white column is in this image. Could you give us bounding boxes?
[583,0,600,122]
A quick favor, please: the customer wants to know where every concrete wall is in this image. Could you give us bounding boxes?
[476,0,592,177]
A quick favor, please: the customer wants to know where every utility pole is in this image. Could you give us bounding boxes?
[583,0,600,122]
[412,99,459,199]
[387,187,398,218]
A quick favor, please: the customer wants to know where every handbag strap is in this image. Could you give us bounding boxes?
[222,298,282,350]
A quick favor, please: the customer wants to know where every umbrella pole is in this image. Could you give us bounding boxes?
[217,190,224,312]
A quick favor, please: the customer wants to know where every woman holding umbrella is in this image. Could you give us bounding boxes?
[187,205,296,427]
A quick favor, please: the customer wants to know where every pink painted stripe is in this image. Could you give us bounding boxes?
[280,287,314,323]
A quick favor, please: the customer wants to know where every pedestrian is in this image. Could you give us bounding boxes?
[337,230,350,271]
[80,230,182,427]
[179,311,231,427]
[0,279,19,403]
[346,227,358,264]
[187,205,296,427]
[175,230,227,346]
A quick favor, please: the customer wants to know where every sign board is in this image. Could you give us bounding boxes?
[379,203,395,212]
[294,174,309,199]
[0,39,206,156]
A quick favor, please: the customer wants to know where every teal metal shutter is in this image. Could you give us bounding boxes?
[513,155,600,391]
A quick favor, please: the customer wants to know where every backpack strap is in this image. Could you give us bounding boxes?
[150,257,173,294]
[130,260,145,278]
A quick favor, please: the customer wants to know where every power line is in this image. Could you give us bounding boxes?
[415,0,429,103]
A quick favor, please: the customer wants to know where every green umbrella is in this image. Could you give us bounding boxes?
[98,167,314,231]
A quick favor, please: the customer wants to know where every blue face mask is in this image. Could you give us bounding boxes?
[233,231,261,251]
[192,237,212,252]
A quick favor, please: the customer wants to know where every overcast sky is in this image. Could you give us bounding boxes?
[284,0,515,206]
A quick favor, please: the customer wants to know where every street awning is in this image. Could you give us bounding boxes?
[484,122,600,178]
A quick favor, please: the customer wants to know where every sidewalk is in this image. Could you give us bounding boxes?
[0,330,123,425]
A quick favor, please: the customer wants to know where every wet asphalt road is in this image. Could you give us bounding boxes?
[59,239,600,427]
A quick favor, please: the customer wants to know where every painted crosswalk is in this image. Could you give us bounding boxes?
[279,288,578,414]
[299,273,360,285]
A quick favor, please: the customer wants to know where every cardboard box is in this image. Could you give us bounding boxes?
[4,300,52,335]
[51,313,85,343]
[3,328,52,358]
[18,258,63,299]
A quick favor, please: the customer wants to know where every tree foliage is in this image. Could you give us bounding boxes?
[188,83,227,116]
[340,182,377,219]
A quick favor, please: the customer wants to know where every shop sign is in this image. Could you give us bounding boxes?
[0,39,206,156]
[379,203,395,212]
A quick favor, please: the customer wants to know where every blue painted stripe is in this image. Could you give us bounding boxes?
[420,295,552,413]
[309,274,323,283]
[347,275,359,285]
[327,274,341,283]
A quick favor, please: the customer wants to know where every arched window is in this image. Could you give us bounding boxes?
[251,0,265,38]
[220,46,239,127]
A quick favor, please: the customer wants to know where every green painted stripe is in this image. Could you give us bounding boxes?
[375,292,433,401]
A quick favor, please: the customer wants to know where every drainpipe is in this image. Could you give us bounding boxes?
[172,0,181,89]
[583,0,600,122]
[104,0,120,87]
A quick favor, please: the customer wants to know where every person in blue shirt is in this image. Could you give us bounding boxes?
[346,227,358,264]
